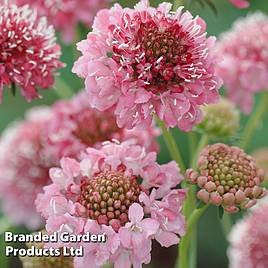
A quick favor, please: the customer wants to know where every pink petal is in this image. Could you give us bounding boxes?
[155,231,180,247]
[114,251,132,268]
[128,203,144,223]
[140,218,159,238]
[118,227,132,248]
[229,0,249,8]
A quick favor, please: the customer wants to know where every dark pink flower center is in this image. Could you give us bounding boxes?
[78,170,142,231]
[111,13,198,94]
[71,109,122,146]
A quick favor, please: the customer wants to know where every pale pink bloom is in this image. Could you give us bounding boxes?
[229,0,249,9]
[114,203,159,268]
[216,12,268,113]
[74,220,120,268]
[46,91,160,159]
[5,0,109,43]
[73,0,221,131]
[186,143,266,213]
[0,108,55,229]
[0,4,63,102]
[0,92,159,229]
[139,189,186,247]
[36,141,186,268]
[228,197,268,268]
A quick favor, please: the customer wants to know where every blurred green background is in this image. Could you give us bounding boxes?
[1,0,268,267]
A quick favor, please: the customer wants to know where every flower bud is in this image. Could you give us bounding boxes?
[198,98,240,139]
[186,143,267,213]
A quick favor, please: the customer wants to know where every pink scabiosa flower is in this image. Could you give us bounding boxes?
[36,141,186,268]
[73,0,221,131]
[186,143,266,213]
[228,197,268,268]
[215,12,268,113]
[229,0,249,9]
[0,108,55,229]
[0,3,63,102]
[8,0,109,43]
[46,91,160,158]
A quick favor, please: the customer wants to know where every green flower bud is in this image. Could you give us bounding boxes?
[198,98,240,139]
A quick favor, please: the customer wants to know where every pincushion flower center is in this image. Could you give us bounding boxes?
[71,109,122,146]
[204,150,254,194]
[0,19,36,67]
[78,170,142,230]
[112,15,194,94]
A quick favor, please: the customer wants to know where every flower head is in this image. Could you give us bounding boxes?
[7,0,109,43]
[73,0,221,131]
[186,143,266,213]
[0,3,63,102]
[228,197,268,268]
[197,98,240,139]
[0,108,55,229]
[215,12,268,113]
[46,91,160,158]
[36,141,186,267]
[0,91,159,229]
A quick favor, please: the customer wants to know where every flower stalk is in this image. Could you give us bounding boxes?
[178,204,209,268]
[156,117,186,173]
[221,213,233,236]
[180,134,209,268]
[188,132,197,160]
[239,91,268,150]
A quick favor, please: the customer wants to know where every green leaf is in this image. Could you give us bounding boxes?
[196,0,205,8]
[204,0,218,15]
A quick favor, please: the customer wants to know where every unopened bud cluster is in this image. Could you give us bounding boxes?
[198,98,240,139]
[78,170,141,231]
[187,143,266,213]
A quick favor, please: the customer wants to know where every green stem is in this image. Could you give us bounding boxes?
[191,135,209,169]
[189,228,197,268]
[54,77,74,99]
[221,213,233,237]
[156,118,186,173]
[183,135,209,216]
[183,185,196,219]
[239,92,268,150]
[180,134,209,268]
[188,132,197,161]
[178,205,209,268]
